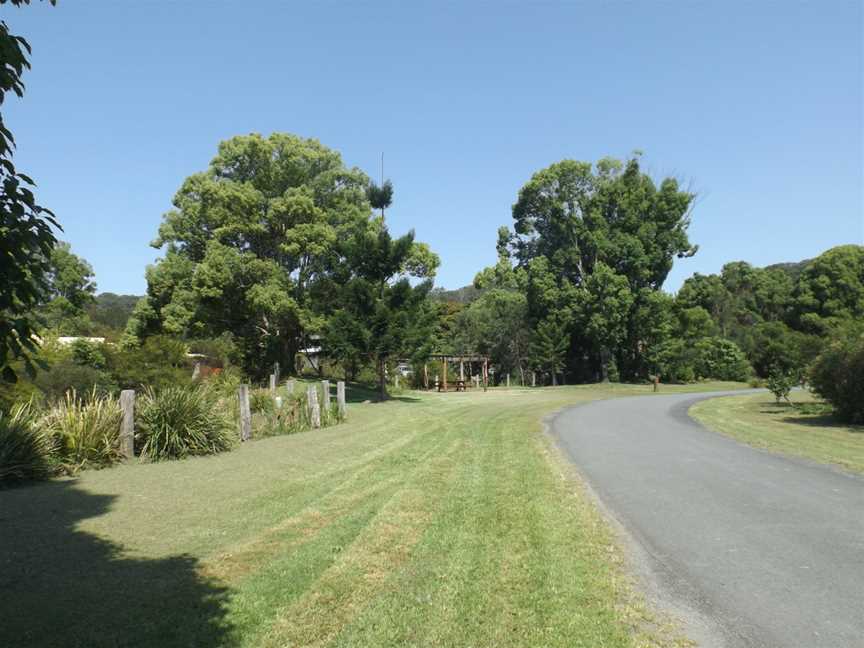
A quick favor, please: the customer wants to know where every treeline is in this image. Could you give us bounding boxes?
[3,132,862,422]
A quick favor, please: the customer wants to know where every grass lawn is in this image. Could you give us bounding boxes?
[1,381,743,648]
[690,390,864,474]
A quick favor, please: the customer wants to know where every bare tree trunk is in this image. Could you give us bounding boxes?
[378,358,387,401]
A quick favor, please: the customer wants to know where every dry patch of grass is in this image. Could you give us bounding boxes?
[690,390,864,473]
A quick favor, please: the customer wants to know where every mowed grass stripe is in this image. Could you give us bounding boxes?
[1,384,742,647]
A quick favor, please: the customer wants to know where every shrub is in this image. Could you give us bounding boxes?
[694,337,752,382]
[107,335,191,391]
[766,368,794,404]
[249,388,275,415]
[39,390,123,473]
[0,401,54,485]
[136,385,235,460]
[34,360,116,403]
[809,330,864,424]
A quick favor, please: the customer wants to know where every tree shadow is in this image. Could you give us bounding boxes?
[0,480,236,647]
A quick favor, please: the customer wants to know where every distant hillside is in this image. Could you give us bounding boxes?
[430,285,482,304]
[87,293,141,330]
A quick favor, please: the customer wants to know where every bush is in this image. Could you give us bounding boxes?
[136,385,235,460]
[766,368,794,404]
[0,401,54,485]
[249,388,275,415]
[34,360,116,403]
[694,337,752,382]
[809,330,864,424]
[107,335,191,391]
[39,390,123,473]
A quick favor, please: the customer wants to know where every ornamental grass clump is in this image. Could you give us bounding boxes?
[137,385,235,460]
[39,389,123,474]
[0,401,54,485]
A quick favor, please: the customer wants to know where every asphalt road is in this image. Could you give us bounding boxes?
[551,390,864,648]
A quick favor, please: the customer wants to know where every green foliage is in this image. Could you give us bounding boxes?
[87,293,141,332]
[325,223,436,399]
[809,328,864,424]
[108,335,191,390]
[127,133,379,377]
[0,400,53,485]
[766,369,794,405]
[0,3,59,383]
[136,385,235,460]
[693,337,752,382]
[507,154,696,381]
[529,318,569,385]
[366,179,393,213]
[39,389,123,473]
[457,288,530,379]
[793,245,864,334]
[249,388,275,414]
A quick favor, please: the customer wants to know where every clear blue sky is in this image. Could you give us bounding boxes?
[5,1,862,295]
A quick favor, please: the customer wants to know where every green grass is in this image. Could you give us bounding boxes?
[690,390,864,474]
[0,381,744,648]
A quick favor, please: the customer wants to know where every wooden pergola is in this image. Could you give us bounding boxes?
[423,354,490,392]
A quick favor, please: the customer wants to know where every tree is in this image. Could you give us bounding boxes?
[0,0,59,382]
[529,318,569,386]
[573,263,634,381]
[39,242,97,333]
[793,245,864,334]
[509,155,696,381]
[127,133,375,376]
[325,224,438,400]
[458,289,530,384]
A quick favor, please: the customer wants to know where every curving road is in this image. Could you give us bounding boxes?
[551,391,864,648]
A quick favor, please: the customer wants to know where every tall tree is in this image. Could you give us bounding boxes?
[0,0,58,382]
[127,133,374,375]
[509,154,696,380]
[325,224,438,400]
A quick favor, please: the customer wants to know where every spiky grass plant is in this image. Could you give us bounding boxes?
[39,389,123,474]
[0,400,55,485]
[137,385,235,461]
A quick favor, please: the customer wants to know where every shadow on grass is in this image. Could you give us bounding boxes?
[0,480,236,648]
[756,401,863,432]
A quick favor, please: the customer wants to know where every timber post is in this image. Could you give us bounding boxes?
[238,384,252,441]
[483,358,488,392]
[337,381,346,419]
[308,385,321,428]
[322,380,331,410]
[119,389,135,459]
[269,374,276,393]
[286,379,295,395]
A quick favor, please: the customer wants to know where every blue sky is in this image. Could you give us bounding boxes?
[4,1,862,295]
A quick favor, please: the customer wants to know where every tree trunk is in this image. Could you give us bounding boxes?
[378,358,387,401]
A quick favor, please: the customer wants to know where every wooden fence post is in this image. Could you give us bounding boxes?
[274,361,280,384]
[337,381,346,419]
[308,385,321,428]
[483,359,488,392]
[119,389,135,459]
[532,371,536,387]
[321,380,331,410]
[269,374,276,393]
[239,384,252,441]
[286,379,295,395]
[506,373,510,388]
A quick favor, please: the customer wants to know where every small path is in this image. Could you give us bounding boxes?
[551,390,864,648]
